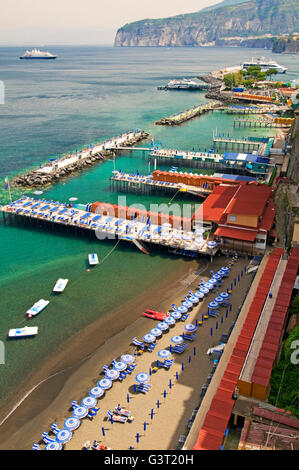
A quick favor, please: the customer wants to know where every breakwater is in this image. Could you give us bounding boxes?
[155,102,221,126]
[12,130,149,188]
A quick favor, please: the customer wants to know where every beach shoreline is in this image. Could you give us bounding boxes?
[0,256,206,449]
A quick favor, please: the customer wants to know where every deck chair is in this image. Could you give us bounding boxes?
[132,337,145,349]
[50,423,60,435]
[107,410,127,423]
[159,359,174,368]
[71,400,79,409]
[181,313,189,321]
[136,385,149,394]
[42,432,55,444]
[126,363,137,373]
[208,311,218,318]
[183,332,197,341]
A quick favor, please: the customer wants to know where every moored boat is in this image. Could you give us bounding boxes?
[26,299,49,318]
[8,326,38,338]
[88,253,99,265]
[53,278,69,293]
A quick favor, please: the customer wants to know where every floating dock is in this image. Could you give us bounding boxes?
[155,101,221,126]
[1,196,219,258]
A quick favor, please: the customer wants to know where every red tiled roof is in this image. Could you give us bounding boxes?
[215,226,258,242]
[224,185,273,217]
[259,198,276,231]
[193,185,239,223]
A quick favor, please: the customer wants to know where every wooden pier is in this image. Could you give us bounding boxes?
[1,196,219,258]
[233,118,292,129]
[213,136,265,153]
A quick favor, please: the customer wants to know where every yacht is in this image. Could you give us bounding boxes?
[242,57,287,74]
[88,253,99,265]
[20,48,57,60]
[53,278,69,293]
[158,79,208,91]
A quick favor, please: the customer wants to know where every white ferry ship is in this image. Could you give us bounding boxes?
[20,48,57,60]
[242,57,287,74]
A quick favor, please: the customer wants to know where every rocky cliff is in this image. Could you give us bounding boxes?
[114,0,299,47]
[272,37,299,53]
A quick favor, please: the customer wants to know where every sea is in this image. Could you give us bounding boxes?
[0,45,298,410]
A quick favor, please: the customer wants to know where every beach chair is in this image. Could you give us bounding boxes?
[32,443,41,450]
[146,343,156,352]
[50,423,61,434]
[183,332,197,341]
[159,359,174,369]
[87,407,100,420]
[71,400,79,409]
[107,410,127,423]
[181,313,189,321]
[172,343,187,354]
[42,432,56,444]
[126,363,136,373]
[119,371,128,380]
[132,337,145,349]
[208,311,218,318]
[102,365,109,372]
[136,385,149,394]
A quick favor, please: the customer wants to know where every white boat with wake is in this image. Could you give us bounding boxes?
[53,278,69,293]
[26,299,49,318]
[20,48,57,60]
[88,253,99,265]
[8,326,38,338]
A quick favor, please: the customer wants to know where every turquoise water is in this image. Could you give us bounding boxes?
[0,46,297,404]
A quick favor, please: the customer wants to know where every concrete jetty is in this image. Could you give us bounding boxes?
[155,101,221,126]
[12,130,149,188]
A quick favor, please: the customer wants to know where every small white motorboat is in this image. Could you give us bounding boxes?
[26,299,49,318]
[8,326,38,338]
[53,278,69,293]
[88,253,99,265]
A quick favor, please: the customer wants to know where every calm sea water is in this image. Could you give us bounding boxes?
[0,46,297,404]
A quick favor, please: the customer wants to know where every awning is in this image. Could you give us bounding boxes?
[215,226,258,242]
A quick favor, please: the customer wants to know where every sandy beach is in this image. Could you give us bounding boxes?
[0,253,252,450]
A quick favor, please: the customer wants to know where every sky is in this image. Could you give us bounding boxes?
[0,0,221,45]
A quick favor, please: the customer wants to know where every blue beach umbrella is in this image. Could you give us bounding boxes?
[158,350,172,359]
[98,378,113,389]
[121,354,135,364]
[214,296,224,304]
[208,301,219,309]
[170,311,182,320]
[199,287,209,295]
[72,406,88,419]
[207,241,217,248]
[219,292,230,299]
[105,369,119,381]
[81,396,97,409]
[56,429,73,444]
[171,335,184,344]
[156,322,169,331]
[164,316,175,325]
[45,441,62,450]
[221,267,230,272]
[193,291,204,299]
[89,387,104,398]
[136,372,150,384]
[63,417,80,431]
[176,306,188,313]
[113,361,127,371]
[150,328,163,337]
[212,274,222,280]
[184,324,197,333]
[143,334,156,343]
[188,296,199,304]
[182,301,193,309]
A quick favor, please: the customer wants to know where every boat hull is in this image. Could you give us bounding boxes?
[20,56,56,60]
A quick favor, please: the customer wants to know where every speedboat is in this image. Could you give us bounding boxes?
[26,299,49,318]
[88,253,99,265]
[8,326,38,338]
[53,278,69,293]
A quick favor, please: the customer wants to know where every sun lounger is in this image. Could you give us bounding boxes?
[42,432,56,444]
[71,400,79,409]
[208,311,218,318]
[126,363,136,373]
[183,332,197,341]
[32,443,41,450]
[171,343,187,354]
[114,406,132,419]
[181,313,189,321]
[158,359,174,368]
[50,423,60,434]
[132,337,145,349]
[107,410,127,423]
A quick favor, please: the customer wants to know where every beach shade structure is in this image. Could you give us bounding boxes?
[45,441,62,450]
[176,306,188,314]
[203,282,215,290]
[184,324,197,333]
[56,429,73,444]
[136,372,150,384]
[170,311,182,320]
[121,354,135,364]
[63,417,80,431]
[214,296,224,304]
[150,328,163,337]
[113,361,127,372]
[207,241,217,248]
[143,334,156,344]
[89,386,105,399]
[81,396,97,409]
[188,296,199,304]
[181,301,193,309]
[171,335,184,345]
[164,316,175,326]
[221,266,230,273]
[156,322,169,331]
[105,369,120,381]
[193,291,204,300]
[72,406,89,419]
[98,378,113,389]
[69,197,78,202]
[199,287,209,295]
[158,349,172,360]
[219,292,230,300]
[208,301,219,310]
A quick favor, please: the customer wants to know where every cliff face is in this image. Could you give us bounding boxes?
[272,38,299,53]
[114,0,299,47]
